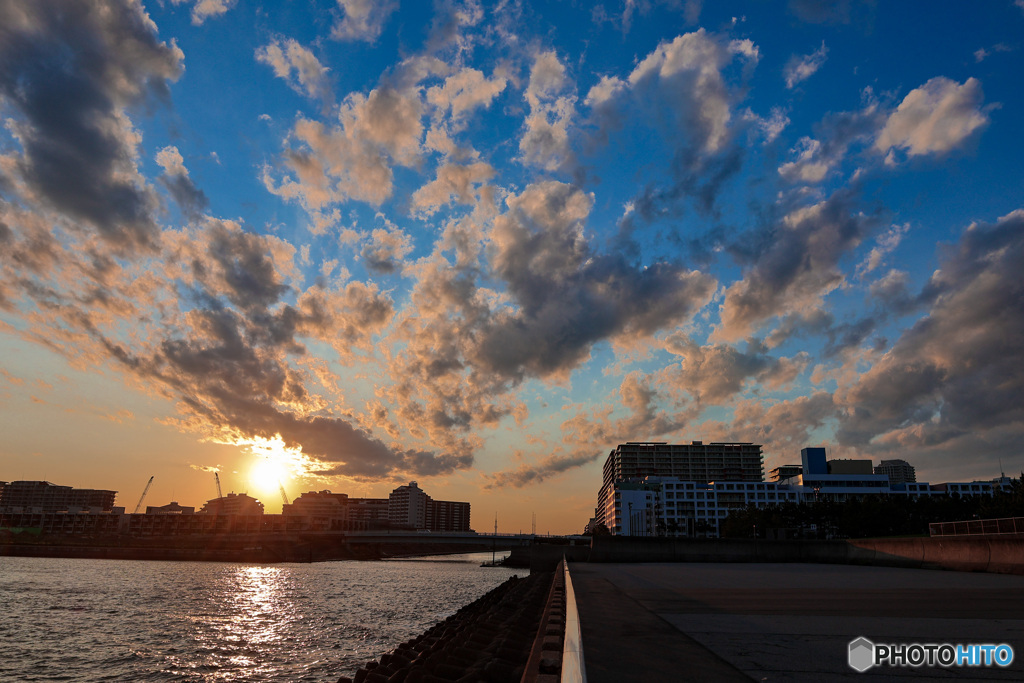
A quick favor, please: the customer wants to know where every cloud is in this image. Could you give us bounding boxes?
[777,95,882,183]
[836,210,1024,453]
[410,162,495,217]
[715,189,875,342]
[3,204,439,478]
[156,146,208,220]
[426,67,507,122]
[374,180,716,457]
[784,42,828,89]
[256,38,332,104]
[519,51,576,171]
[856,222,909,277]
[974,43,1012,63]
[623,29,758,155]
[166,219,294,312]
[485,449,601,489]
[711,392,838,464]
[874,77,988,158]
[742,106,790,143]
[660,334,809,404]
[264,82,425,209]
[332,0,398,42]
[360,223,414,274]
[0,0,184,251]
[170,0,236,26]
[485,370,693,489]
[477,181,717,380]
[585,29,759,218]
[779,78,988,184]
[296,281,393,358]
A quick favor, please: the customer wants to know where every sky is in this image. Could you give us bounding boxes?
[2,0,1024,534]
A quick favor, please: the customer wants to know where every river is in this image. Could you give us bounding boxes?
[0,553,518,682]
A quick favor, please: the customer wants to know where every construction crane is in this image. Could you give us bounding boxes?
[133,476,154,514]
[214,471,223,499]
[278,481,290,506]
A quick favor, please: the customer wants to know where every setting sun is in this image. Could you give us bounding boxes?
[249,458,288,494]
[236,434,307,508]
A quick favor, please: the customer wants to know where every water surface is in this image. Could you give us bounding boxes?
[0,553,516,682]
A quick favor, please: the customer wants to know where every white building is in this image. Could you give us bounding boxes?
[605,477,803,537]
[389,481,429,529]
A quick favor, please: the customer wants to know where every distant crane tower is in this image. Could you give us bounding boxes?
[214,471,223,499]
[278,481,290,506]
[133,476,154,514]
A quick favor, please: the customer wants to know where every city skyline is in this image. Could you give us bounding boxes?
[2,1,1023,534]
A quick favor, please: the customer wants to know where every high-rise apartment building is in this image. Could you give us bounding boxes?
[389,481,429,529]
[427,499,471,532]
[388,482,471,532]
[598,441,763,529]
[875,459,916,485]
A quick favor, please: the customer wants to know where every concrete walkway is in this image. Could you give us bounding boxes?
[568,562,1024,682]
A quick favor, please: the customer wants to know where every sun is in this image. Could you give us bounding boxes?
[237,434,308,504]
[250,457,288,493]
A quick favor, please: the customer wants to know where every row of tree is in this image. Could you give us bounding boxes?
[720,477,1024,539]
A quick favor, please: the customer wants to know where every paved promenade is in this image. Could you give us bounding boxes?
[569,562,1024,682]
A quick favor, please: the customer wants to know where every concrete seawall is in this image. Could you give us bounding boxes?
[523,536,1024,574]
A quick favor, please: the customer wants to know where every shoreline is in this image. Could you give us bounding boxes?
[0,537,496,563]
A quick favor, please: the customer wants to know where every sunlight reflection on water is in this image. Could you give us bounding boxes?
[0,553,516,682]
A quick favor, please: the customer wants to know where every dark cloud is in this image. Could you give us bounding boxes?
[161,172,208,219]
[201,221,290,311]
[476,182,716,380]
[716,188,878,341]
[0,0,183,250]
[158,168,208,222]
[484,450,601,489]
[118,285,454,478]
[778,103,883,184]
[837,211,1024,451]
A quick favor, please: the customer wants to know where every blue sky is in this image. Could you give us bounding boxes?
[2,0,1023,531]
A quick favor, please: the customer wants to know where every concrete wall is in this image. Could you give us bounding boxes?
[584,536,1024,575]
[527,543,591,572]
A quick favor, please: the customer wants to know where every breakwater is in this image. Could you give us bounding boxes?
[339,570,559,683]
